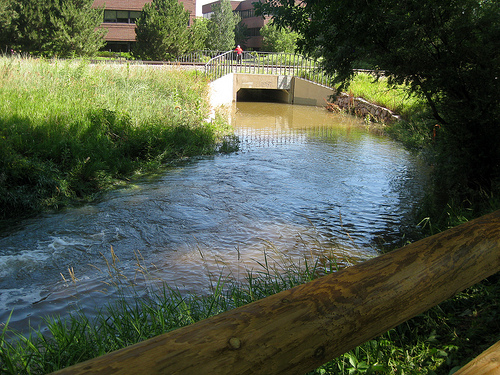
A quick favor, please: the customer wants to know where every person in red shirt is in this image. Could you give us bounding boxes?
[235,45,243,63]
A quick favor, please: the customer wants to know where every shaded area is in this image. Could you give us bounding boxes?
[0,103,429,335]
[236,88,290,103]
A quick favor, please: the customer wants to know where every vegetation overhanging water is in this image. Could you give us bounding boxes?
[0,58,498,374]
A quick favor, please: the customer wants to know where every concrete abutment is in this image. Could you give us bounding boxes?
[209,73,399,123]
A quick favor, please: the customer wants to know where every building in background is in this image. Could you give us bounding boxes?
[202,0,271,50]
[93,0,196,52]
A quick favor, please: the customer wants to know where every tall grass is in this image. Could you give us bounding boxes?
[347,73,425,119]
[0,57,235,222]
[0,244,497,374]
[344,73,434,150]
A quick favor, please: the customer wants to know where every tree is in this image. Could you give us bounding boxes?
[0,0,14,53]
[206,0,240,51]
[188,17,210,52]
[50,0,107,56]
[260,23,298,53]
[134,0,191,61]
[234,20,249,49]
[257,0,500,209]
[6,0,106,57]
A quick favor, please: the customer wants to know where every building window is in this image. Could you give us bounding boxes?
[104,10,116,22]
[203,11,214,19]
[116,10,129,22]
[238,9,255,18]
[130,11,141,22]
[247,27,261,37]
[104,10,142,23]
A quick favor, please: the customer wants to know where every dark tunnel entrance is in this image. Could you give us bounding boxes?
[236,88,290,103]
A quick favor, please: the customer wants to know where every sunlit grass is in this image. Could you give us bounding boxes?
[0,57,210,122]
[347,73,426,120]
[342,73,434,149]
[0,57,236,222]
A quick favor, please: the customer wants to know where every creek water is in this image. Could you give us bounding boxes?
[0,102,429,333]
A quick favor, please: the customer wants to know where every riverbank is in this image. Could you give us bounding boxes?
[1,246,498,374]
[345,74,500,232]
[1,58,497,374]
[0,57,234,227]
[345,73,432,149]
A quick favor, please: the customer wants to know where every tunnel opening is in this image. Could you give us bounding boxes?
[236,88,290,103]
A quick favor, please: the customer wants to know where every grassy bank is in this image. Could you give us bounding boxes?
[0,57,233,224]
[0,247,498,374]
[347,73,425,120]
[346,73,434,151]
[1,60,498,374]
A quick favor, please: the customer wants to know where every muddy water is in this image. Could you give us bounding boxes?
[0,102,428,333]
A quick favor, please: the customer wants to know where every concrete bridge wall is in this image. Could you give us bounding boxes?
[209,73,334,108]
[209,73,399,123]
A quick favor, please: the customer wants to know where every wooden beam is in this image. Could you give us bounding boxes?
[454,340,500,375]
[51,210,500,375]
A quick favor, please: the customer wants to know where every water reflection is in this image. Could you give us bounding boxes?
[0,102,428,333]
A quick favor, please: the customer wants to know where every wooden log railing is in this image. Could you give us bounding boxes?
[52,210,500,375]
[455,340,500,374]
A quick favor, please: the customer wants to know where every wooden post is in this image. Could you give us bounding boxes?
[454,340,500,375]
[51,210,500,375]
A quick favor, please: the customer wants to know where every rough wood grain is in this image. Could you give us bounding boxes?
[51,210,500,375]
[455,340,500,375]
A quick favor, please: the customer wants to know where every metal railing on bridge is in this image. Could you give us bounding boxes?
[174,50,228,64]
[93,50,332,87]
[203,50,331,86]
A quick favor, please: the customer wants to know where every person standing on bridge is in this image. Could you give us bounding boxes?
[235,45,243,63]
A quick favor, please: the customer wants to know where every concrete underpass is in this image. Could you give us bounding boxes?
[209,73,335,108]
[236,88,290,103]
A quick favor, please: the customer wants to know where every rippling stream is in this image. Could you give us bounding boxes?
[0,102,429,333]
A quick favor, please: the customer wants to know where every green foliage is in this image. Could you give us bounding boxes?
[206,0,240,51]
[256,0,500,212]
[134,0,191,61]
[260,23,298,53]
[48,0,107,57]
[96,51,133,60]
[1,243,498,374]
[346,73,432,150]
[0,0,13,51]
[3,0,106,57]
[188,17,210,52]
[348,74,426,120]
[234,20,250,49]
[0,57,232,221]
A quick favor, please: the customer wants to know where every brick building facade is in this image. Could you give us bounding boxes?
[93,0,269,52]
[93,0,196,52]
[202,0,271,50]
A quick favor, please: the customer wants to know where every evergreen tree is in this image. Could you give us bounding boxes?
[134,0,191,61]
[50,0,107,56]
[234,20,249,49]
[188,17,210,52]
[7,0,105,57]
[260,23,298,53]
[206,0,240,51]
[0,0,14,53]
